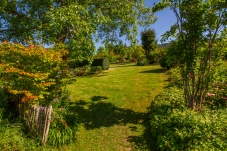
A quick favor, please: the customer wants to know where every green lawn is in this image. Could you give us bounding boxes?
[63,63,168,151]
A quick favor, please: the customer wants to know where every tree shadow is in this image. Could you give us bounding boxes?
[91,96,108,102]
[139,68,165,74]
[69,96,145,130]
[69,96,157,150]
[112,64,136,68]
[127,115,158,151]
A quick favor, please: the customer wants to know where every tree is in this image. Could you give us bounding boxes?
[141,29,158,63]
[153,0,227,110]
[0,0,154,61]
[131,45,145,59]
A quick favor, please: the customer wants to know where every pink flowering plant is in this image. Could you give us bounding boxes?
[205,61,227,109]
[206,81,227,109]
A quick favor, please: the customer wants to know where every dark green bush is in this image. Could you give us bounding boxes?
[136,57,149,66]
[149,87,227,151]
[159,41,180,69]
[91,58,109,70]
[159,54,170,69]
[90,66,102,74]
[68,60,90,68]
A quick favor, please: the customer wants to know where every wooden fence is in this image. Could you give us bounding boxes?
[25,105,52,145]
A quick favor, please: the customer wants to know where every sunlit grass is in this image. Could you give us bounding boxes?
[64,63,168,150]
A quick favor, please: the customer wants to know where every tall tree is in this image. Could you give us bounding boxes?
[141,29,157,63]
[153,0,227,110]
[0,0,154,61]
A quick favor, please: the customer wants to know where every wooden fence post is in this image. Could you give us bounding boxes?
[42,106,52,145]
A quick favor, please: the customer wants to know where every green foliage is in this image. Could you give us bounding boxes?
[141,29,158,63]
[153,0,227,110]
[149,87,227,150]
[131,45,145,59]
[0,42,75,147]
[159,55,168,69]
[136,57,149,66]
[90,66,103,74]
[92,58,109,70]
[108,51,117,63]
[0,87,38,150]
[205,62,227,109]
[0,0,154,60]
[0,123,38,151]
[48,89,78,147]
[149,48,166,63]
[159,41,179,69]
[68,60,90,69]
[166,67,183,87]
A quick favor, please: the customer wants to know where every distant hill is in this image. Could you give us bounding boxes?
[158,43,170,48]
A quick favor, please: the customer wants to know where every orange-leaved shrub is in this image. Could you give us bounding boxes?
[0,41,68,104]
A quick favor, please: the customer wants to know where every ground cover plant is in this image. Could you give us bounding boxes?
[149,87,227,151]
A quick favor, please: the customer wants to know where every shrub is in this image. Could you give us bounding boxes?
[0,123,38,150]
[159,42,179,69]
[48,89,78,147]
[131,46,145,59]
[73,66,90,76]
[90,66,102,74]
[68,60,90,69]
[120,58,126,62]
[0,42,68,105]
[159,54,169,69]
[108,55,117,63]
[130,58,137,63]
[166,67,183,87]
[136,57,149,66]
[149,48,166,64]
[205,62,227,109]
[91,58,109,70]
[149,87,227,151]
[0,42,77,147]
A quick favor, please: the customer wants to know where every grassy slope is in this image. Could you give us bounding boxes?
[64,63,167,151]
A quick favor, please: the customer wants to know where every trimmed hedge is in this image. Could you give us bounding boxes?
[68,60,90,68]
[91,58,109,70]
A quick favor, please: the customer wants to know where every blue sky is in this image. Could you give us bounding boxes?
[95,0,176,49]
[140,0,176,43]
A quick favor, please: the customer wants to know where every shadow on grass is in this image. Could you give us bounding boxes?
[127,115,158,151]
[140,68,165,74]
[69,96,157,150]
[112,64,136,68]
[69,96,145,130]
[91,96,108,102]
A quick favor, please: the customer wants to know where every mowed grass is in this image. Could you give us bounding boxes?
[64,63,168,151]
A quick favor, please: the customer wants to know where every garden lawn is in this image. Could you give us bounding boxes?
[64,63,168,151]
